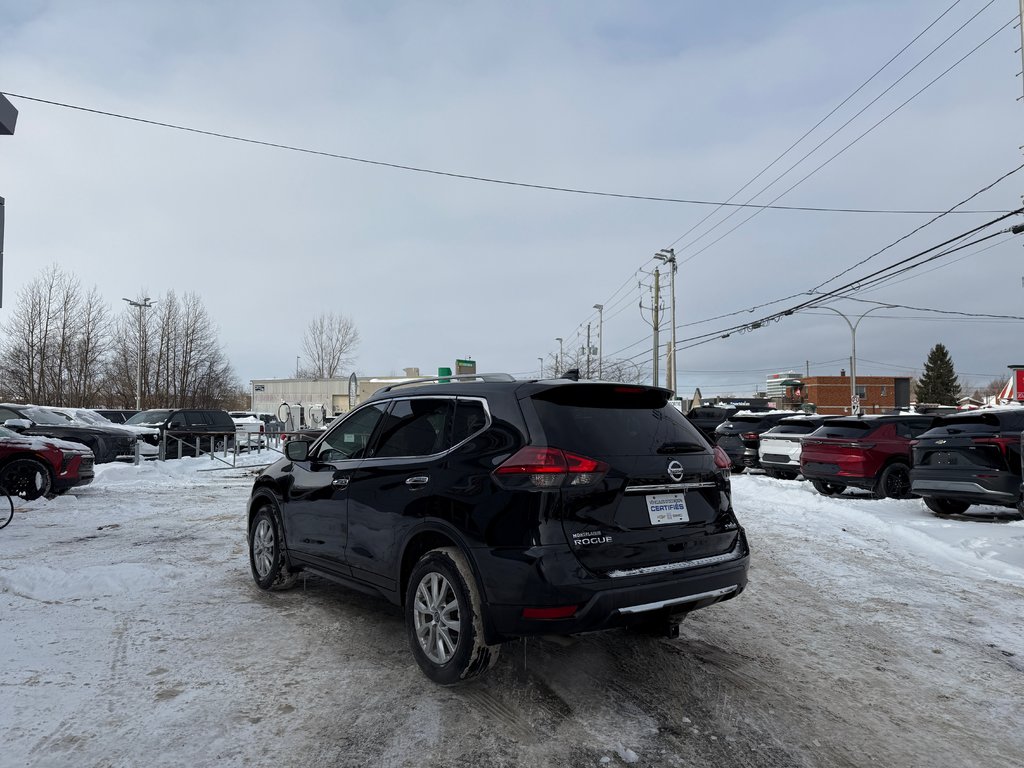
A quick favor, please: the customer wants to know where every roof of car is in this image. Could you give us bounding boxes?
[365,376,673,401]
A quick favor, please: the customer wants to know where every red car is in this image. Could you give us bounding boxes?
[0,425,95,500]
[800,414,937,499]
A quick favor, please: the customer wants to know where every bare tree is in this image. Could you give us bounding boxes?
[542,347,645,384]
[300,313,359,378]
[0,265,112,405]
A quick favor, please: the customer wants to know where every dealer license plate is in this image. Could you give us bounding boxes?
[645,493,689,525]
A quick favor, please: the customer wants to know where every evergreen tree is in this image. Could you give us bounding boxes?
[915,343,961,405]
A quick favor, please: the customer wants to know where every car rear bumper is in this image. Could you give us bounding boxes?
[801,462,876,491]
[476,531,750,642]
[910,469,1019,506]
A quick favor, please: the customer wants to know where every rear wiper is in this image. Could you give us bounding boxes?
[657,442,706,454]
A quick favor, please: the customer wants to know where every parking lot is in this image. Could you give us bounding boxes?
[2,459,1022,767]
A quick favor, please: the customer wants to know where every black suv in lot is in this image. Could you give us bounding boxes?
[715,411,797,471]
[125,408,236,458]
[910,408,1024,518]
[247,375,750,684]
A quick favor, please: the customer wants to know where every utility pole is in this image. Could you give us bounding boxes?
[593,304,604,379]
[585,324,592,379]
[654,249,677,397]
[652,269,660,386]
[639,268,663,387]
[1,93,18,308]
[555,337,563,376]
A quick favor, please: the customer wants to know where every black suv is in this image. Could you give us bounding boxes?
[910,408,1024,518]
[714,411,797,471]
[247,375,750,683]
[125,408,236,458]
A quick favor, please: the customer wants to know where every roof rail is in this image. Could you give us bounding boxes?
[376,372,516,393]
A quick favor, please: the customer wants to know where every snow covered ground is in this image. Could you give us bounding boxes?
[2,456,1023,767]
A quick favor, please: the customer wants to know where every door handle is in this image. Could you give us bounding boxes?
[332,477,350,488]
[405,476,430,487]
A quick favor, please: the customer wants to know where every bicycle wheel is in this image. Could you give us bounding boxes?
[0,486,13,530]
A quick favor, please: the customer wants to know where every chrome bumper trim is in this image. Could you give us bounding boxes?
[624,481,717,494]
[607,547,743,578]
[617,585,739,615]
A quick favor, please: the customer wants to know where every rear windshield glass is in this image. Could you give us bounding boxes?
[928,411,1024,434]
[768,423,817,435]
[810,420,873,438]
[723,415,767,428]
[531,386,705,456]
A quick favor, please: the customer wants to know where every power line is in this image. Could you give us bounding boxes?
[0,90,1010,216]
[664,0,970,254]
[677,14,1017,267]
[672,1,999,261]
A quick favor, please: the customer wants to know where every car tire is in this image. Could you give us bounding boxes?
[924,497,970,516]
[405,547,500,685]
[874,463,912,500]
[810,479,846,496]
[0,458,53,501]
[248,500,298,590]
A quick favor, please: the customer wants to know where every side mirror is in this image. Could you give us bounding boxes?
[167,420,183,429]
[285,439,311,461]
[3,418,31,432]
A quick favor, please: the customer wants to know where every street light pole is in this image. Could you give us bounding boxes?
[538,357,544,378]
[655,248,677,397]
[592,304,604,380]
[122,297,155,411]
[817,305,891,414]
[555,337,563,376]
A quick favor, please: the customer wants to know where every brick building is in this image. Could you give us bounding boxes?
[802,375,911,415]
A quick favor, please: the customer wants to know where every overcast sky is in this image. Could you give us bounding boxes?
[2,0,1023,398]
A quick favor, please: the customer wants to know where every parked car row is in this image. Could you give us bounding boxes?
[717,407,1024,519]
[0,404,270,499]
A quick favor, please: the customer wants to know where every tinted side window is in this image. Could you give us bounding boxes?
[373,399,453,459]
[185,411,210,427]
[318,403,387,461]
[0,407,20,422]
[452,399,488,445]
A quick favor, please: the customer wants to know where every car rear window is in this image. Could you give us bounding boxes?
[768,423,817,435]
[530,385,705,456]
[811,420,874,439]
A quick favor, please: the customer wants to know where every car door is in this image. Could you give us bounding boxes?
[344,397,456,591]
[281,402,388,575]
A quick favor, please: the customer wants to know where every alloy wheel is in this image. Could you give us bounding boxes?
[413,571,461,665]
[251,517,275,579]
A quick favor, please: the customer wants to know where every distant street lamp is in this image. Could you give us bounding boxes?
[555,337,563,376]
[121,297,156,411]
[817,305,892,414]
[538,357,544,378]
[593,304,604,380]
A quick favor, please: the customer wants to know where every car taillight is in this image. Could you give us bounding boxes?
[713,445,732,469]
[975,436,1016,455]
[493,446,609,490]
[740,432,759,441]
